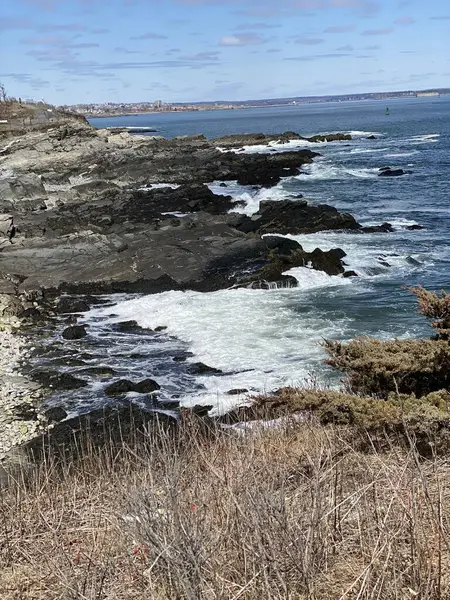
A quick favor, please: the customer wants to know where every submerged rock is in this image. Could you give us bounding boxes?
[62,325,87,340]
[378,167,410,177]
[187,363,223,375]
[361,222,395,233]
[105,378,160,396]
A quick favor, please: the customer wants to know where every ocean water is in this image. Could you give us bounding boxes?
[47,97,449,415]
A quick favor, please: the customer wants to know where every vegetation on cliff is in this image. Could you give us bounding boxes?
[1,289,449,599]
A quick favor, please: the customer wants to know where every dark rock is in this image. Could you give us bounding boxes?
[343,270,358,278]
[361,222,395,233]
[56,297,91,314]
[367,135,377,140]
[23,403,177,462]
[0,129,363,297]
[62,324,87,340]
[308,133,352,143]
[406,224,424,231]
[378,167,407,177]
[43,406,68,423]
[187,362,223,375]
[134,378,161,393]
[104,379,135,396]
[64,315,78,325]
[78,366,118,378]
[173,352,194,362]
[308,248,346,276]
[127,183,236,218]
[233,199,360,236]
[20,307,42,320]
[154,326,167,332]
[213,132,351,148]
[406,256,422,266]
[32,370,88,390]
[114,320,148,333]
[105,378,160,396]
[227,388,249,395]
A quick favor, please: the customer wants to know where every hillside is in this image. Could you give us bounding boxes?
[0,99,90,137]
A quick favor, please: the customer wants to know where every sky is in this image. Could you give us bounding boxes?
[1,0,449,105]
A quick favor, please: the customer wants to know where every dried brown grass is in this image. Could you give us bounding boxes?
[1,414,450,599]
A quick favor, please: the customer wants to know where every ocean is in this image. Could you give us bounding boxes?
[46,97,449,415]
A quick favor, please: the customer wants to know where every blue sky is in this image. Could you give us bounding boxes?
[1,0,449,104]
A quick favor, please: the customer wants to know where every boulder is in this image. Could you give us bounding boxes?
[361,222,395,233]
[105,378,161,396]
[105,379,135,396]
[32,370,88,390]
[62,325,87,340]
[113,320,149,333]
[55,297,91,314]
[378,167,408,177]
[43,406,68,423]
[134,378,161,393]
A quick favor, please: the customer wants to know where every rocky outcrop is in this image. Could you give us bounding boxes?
[214,132,352,149]
[378,167,411,177]
[0,173,47,212]
[0,126,390,298]
[232,199,360,235]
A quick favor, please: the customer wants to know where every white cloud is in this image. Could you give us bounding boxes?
[219,33,265,46]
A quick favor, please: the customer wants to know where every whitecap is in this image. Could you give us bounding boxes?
[90,285,357,414]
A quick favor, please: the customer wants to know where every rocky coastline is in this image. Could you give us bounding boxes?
[0,117,406,465]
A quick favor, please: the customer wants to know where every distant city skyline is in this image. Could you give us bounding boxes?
[1,0,449,105]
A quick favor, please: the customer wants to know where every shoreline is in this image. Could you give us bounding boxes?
[0,325,47,461]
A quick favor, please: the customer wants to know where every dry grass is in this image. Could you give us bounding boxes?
[1,413,450,600]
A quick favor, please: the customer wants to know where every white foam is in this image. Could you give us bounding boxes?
[298,161,379,181]
[283,266,352,289]
[383,151,419,158]
[349,147,389,154]
[137,183,180,191]
[219,138,323,155]
[344,130,382,137]
[208,180,292,216]
[91,285,356,414]
[405,133,440,144]
[282,230,429,278]
[161,211,189,217]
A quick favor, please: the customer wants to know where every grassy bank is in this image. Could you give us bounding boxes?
[1,412,450,600]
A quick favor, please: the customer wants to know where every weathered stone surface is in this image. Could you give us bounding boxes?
[233,199,360,235]
[0,173,47,212]
[0,126,387,297]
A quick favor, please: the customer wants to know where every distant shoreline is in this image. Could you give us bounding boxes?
[84,94,449,120]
